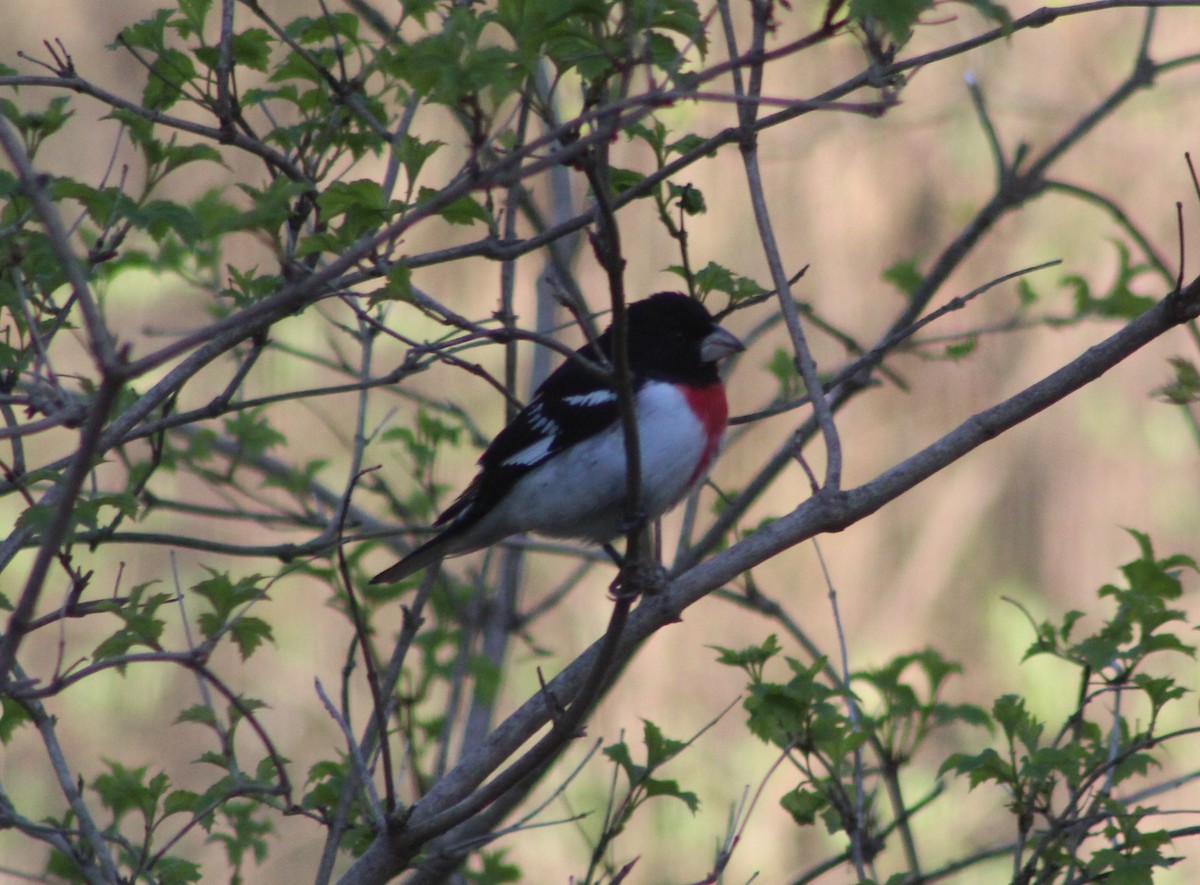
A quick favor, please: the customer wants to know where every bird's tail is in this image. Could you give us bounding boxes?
[369,536,451,585]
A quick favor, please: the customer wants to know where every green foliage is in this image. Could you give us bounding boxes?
[857,649,990,757]
[937,532,1195,880]
[93,582,172,663]
[712,633,782,682]
[193,569,274,659]
[603,720,701,815]
[850,0,1011,43]
[1154,356,1200,405]
[850,0,936,43]
[1019,529,1196,678]
[882,257,923,298]
[1061,241,1157,321]
[712,534,1197,882]
[465,850,522,884]
[766,346,804,400]
[582,718,705,882]
[0,94,74,153]
[3,0,1199,882]
[0,697,31,744]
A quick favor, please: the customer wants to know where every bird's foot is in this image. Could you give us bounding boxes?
[608,558,668,600]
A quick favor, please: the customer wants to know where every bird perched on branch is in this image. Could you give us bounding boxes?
[371,292,743,585]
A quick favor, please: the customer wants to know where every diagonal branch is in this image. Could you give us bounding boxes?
[338,260,1200,881]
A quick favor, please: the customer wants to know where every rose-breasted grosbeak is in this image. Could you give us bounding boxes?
[370,292,743,585]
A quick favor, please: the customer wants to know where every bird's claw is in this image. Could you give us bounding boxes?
[608,559,668,600]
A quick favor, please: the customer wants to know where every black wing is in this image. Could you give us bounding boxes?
[433,345,622,530]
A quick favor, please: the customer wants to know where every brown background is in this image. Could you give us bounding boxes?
[2,2,1200,882]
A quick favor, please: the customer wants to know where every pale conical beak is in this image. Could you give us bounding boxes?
[700,325,744,363]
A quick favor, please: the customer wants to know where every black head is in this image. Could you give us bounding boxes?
[607,292,742,385]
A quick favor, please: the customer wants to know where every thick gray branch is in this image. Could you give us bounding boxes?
[338,278,1200,882]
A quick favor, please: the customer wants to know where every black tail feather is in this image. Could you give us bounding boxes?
[369,536,450,585]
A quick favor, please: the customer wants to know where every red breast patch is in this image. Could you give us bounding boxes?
[683,382,728,483]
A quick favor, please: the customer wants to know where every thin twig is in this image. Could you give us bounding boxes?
[813,537,875,879]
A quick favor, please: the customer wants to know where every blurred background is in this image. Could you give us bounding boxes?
[3,1,1200,882]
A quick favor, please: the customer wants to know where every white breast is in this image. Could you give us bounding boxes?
[469,382,714,545]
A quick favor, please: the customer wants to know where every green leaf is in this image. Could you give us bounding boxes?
[692,261,734,297]
[668,182,705,215]
[295,230,344,258]
[303,758,350,811]
[417,187,491,226]
[223,267,284,307]
[164,788,204,816]
[944,336,977,359]
[92,760,169,822]
[177,0,212,37]
[0,697,32,744]
[232,28,273,72]
[711,634,781,681]
[155,856,203,885]
[46,844,90,883]
[1073,634,1121,670]
[260,457,329,497]
[939,747,1013,788]
[319,179,387,218]
[269,49,326,86]
[390,10,523,105]
[744,683,809,747]
[2,95,74,146]
[177,704,219,728]
[628,119,667,154]
[193,29,273,71]
[398,135,443,184]
[642,775,700,813]
[381,262,413,302]
[144,49,196,111]
[543,29,613,80]
[287,12,361,44]
[959,0,1012,32]
[781,786,827,825]
[470,849,522,884]
[114,9,174,52]
[93,584,171,664]
[230,178,314,235]
[603,739,638,780]
[1025,744,1085,784]
[132,199,204,242]
[849,0,934,42]
[992,693,1042,750]
[765,347,802,400]
[1153,357,1200,405]
[210,798,273,867]
[932,701,992,729]
[607,166,647,198]
[15,502,56,534]
[227,696,268,728]
[1063,241,1156,320]
[193,570,267,640]
[230,616,274,660]
[882,258,923,297]
[667,132,712,158]
[223,407,286,457]
[641,719,686,767]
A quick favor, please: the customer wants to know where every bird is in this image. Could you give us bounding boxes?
[370,291,743,585]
